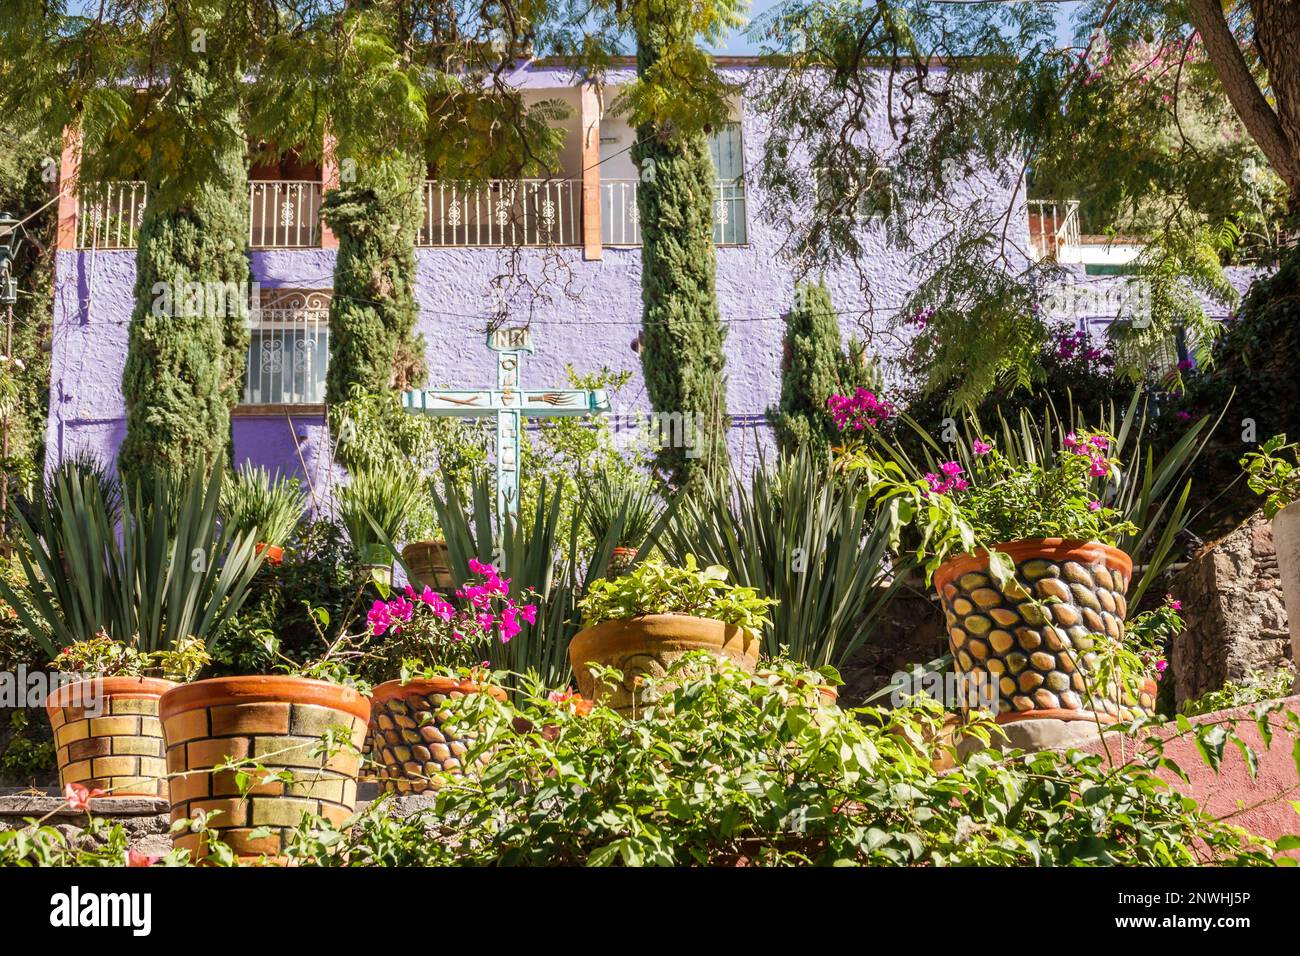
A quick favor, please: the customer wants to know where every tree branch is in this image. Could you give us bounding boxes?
[1186,0,1300,194]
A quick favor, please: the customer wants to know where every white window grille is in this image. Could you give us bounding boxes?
[243,289,330,405]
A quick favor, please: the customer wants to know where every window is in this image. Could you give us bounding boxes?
[709,122,748,245]
[243,289,330,406]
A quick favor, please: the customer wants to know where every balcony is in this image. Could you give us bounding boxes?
[416,179,581,247]
[248,181,322,248]
[76,182,147,249]
[601,179,748,246]
[242,290,330,406]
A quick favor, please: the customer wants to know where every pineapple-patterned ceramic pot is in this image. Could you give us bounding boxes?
[933,539,1156,724]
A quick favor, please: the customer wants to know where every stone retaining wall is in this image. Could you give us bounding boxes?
[1170,511,1294,706]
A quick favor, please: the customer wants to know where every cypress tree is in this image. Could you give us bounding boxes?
[119,59,250,488]
[322,154,425,406]
[632,18,730,489]
[771,281,845,455]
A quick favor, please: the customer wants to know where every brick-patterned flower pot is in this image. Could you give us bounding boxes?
[933,539,1152,724]
[159,676,370,860]
[369,678,506,794]
[568,614,761,716]
[46,677,175,798]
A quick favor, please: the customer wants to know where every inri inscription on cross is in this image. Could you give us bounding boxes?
[402,328,611,515]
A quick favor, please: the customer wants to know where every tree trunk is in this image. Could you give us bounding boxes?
[1188,0,1300,217]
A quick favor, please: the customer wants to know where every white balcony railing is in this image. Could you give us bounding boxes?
[243,290,330,405]
[601,179,748,246]
[248,181,322,248]
[1028,199,1081,262]
[76,182,147,249]
[417,179,581,247]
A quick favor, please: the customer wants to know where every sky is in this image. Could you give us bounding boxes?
[716,0,1085,54]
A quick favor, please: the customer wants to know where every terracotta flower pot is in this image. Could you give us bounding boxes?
[46,676,176,798]
[159,676,370,860]
[369,677,506,794]
[402,540,454,591]
[605,546,639,580]
[933,539,1152,724]
[568,613,761,715]
[255,542,284,565]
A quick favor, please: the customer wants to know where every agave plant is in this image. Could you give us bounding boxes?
[412,469,669,689]
[335,462,423,561]
[580,471,666,567]
[0,461,265,656]
[661,448,909,669]
[221,462,306,548]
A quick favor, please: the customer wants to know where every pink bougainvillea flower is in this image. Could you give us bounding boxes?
[127,849,158,867]
[468,558,495,577]
[1165,595,1182,612]
[940,460,963,478]
[1088,500,1102,512]
[64,782,104,811]
[972,439,992,456]
[520,604,538,625]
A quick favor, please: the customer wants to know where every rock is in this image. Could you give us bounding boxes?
[1170,510,1294,707]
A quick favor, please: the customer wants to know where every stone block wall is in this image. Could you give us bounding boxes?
[1170,511,1294,706]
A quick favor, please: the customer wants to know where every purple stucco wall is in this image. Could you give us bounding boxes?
[47,63,1025,484]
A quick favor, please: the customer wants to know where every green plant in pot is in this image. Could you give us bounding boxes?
[0,461,265,799]
[581,471,666,579]
[221,463,306,565]
[849,424,1160,726]
[364,560,540,794]
[570,555,777,715]
[336,462,421,586]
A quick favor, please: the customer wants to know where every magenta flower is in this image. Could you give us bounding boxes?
[972,439,992,456]
[1088,500,1101,512]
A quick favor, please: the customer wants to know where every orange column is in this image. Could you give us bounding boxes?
[580,82,603,262]
[320,130,340,249]
[56,126,82,251]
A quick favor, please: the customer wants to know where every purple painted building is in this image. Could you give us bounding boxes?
[48,60,1029,485]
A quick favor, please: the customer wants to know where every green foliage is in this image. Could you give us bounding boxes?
[580,470,665,551]
[210,518,362,676]
[1179,244,1300,530]
[1181,665,1297,717]
[52,634,210,683]
[430,471,640,688]
[0,125,56,501]
[866,394,1212,604]
[770,281,856,455]
[323,155,425,406]
[662,449,906,667]
[261,655,1290,867]
[579,555,777,632]
[0,461,264,656]
[118,53,250,488]
[1241,434,1300,519]
[335,462,422,559]
[632,11,730,489]
[221,463,306,548]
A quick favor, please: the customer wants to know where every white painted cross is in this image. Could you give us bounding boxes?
[402,328,611,516]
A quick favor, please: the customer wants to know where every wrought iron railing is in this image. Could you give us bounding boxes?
[417,179,581,246]
[76,182,147,249]
[248,181,322,248]
[1028,199,1081,262]
[600,179,748,246]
